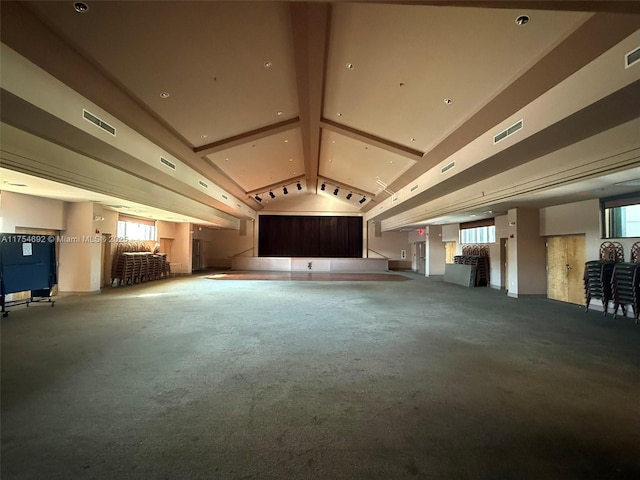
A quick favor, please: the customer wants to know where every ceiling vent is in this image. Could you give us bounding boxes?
[83,109,116,136]
[198,180,208,189]
[625,45,640,69]
[410,184,419,192]
[494,119,523,144]
[222,194,228,200]
[441,161,455,174]
[160,157,176,170]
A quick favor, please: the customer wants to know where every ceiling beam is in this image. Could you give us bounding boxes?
[193,117,300,156]
[290,2,332,193]
[358,1,640,14]
[320,118,424,161]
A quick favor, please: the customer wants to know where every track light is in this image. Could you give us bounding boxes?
[321,183,326,191]
[283,187,288,195]
[346,192,352,200]
[255,195,262,202]
[359,196,366,204]
[297,182,302,190]
[333,188,339,196]
[269,191,275,199]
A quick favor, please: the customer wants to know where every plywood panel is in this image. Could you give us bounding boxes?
[547,236,568,301]
[566,235,586,305]
[445,241,457,264]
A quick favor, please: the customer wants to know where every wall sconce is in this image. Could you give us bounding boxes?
[93,215,104,221]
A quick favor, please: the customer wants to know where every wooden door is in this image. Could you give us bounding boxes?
[445,241,457,264]
[159,238,173,262]
[547,235,585,304]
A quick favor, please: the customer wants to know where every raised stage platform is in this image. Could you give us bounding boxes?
[231,257,388,272]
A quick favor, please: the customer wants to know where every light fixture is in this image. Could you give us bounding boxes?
[289,158,293,162]
[359,197,366,204]
[255,195,262,202]
[346,63,354,70]
[269,191,275,199]
[515,15,529,25]
[337,112,342,117]
[264,61,272,68]
[297,182,302,190]
[93,215,104,221]
[159,92,170,98]
[444,98,452,105]
[346,193,353,200]
[74,2,89,13]
[283,187,288,195]
[277,111,283,116]
[333,188,339,196]
[321,183,326,191]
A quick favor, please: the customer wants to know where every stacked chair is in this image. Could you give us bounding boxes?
[584,241,639,324]
[455,245,490,287]
[111,242,171,287]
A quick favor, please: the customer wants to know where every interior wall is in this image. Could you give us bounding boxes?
[171,223,192,274]
[509,207,546,296]
[368,227,410,261]
[206,227,255,268]
[425,225,445,276]
[539,198,640,262]
[58,201,101,292]
[489,214,509,288]
[441,224,460,243]
[0,191,65,232]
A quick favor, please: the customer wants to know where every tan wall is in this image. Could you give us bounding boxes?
[425,225,445,276]
[507,207,546,296]
[171,223,192,274]
[368,226,410,261]
[489,214,509,288]
[204,226,255,268]
[539,198,640,262]
[441,224,460,242]
[0,191,65,232]
[58,202,101,292]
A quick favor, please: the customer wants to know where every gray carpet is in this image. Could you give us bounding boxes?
[2,272,639,479]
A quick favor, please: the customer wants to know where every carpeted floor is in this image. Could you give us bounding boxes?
[2,272,639,479]
[206,271,410,281]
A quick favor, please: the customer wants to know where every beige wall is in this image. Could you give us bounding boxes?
[368,226,410,261]
[507,207,546,297]
[0,191,65,232]
[540,197,640,262]
[425,225,445,276]
[171,223,192,274]
[441,224,459,242]
[58,202,101,293]
[489,214,509,288]
[202,226,255,268]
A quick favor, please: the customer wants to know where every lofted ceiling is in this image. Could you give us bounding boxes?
[1,1,640,228]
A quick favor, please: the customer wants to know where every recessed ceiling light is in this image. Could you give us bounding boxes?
[160,92,170,98]
[469,214,477,217]
[337,112,342,117]
[389,161,393,164]
[284,139,289,143]
[74,2,89,13]
[277,111,283,116]
[346,63,354,70]
[399,82,405,87]
[332,140,336,144]
[515,15,529,25]
[289,158,293,162]
[444,98,452,105]
[200,134,208,139]
[328,159,332,162]
[264,61,272,68]
[410,138,416,142]
[225,158,229,161]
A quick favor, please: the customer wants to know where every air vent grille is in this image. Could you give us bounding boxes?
[441,161,455,174]
[626,46,640,68]
[494,119,523,144]
[160,157,176,170]
[222,194,228,200]
[410,184,419,192]
[198,180,208,189]
[83,109,116,136]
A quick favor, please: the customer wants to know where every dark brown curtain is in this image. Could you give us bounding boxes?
[259,216,363,257]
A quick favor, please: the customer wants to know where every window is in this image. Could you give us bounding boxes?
[601,192,640,238]
[459,218,496,244]
[460,226,496,244]
[117,215,156,241]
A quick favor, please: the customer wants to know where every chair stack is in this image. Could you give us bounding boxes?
[453,255,490,287]
[583,260,615,314]
[611,263,640,324]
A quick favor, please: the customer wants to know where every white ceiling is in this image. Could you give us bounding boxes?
[1,1,640,229]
